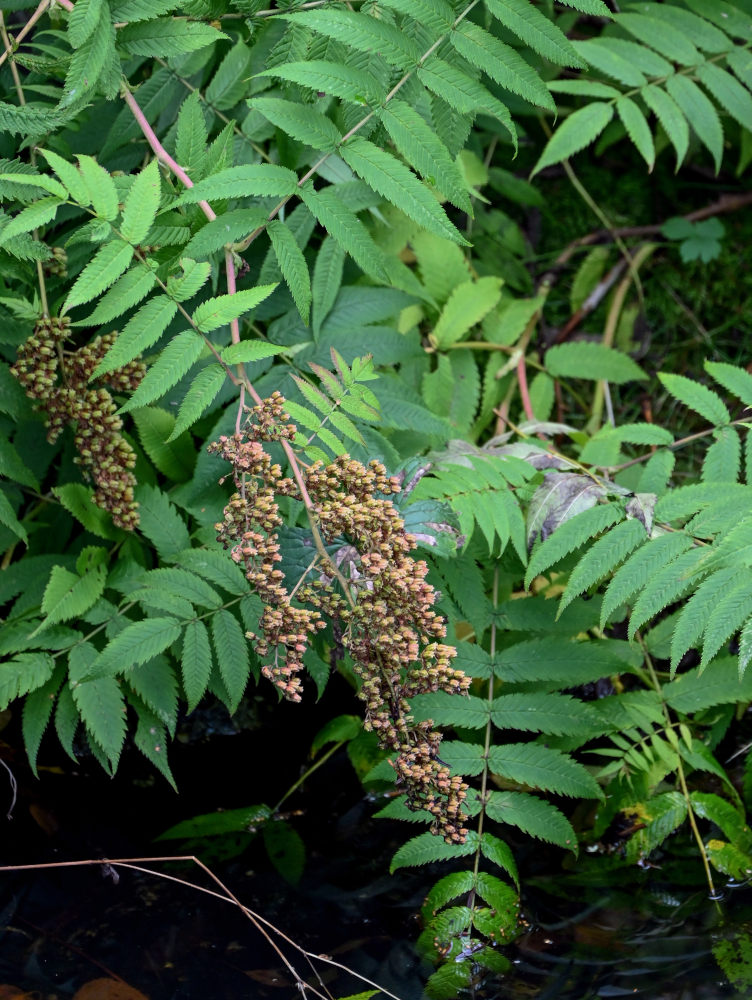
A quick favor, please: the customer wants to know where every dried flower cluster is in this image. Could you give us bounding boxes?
[11,318,145,529]
[211,393,471,843]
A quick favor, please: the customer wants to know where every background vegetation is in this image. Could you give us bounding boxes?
[2,0,752,995]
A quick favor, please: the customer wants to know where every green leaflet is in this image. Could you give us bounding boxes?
[134,704,176,789]
[450,21,555,112]
[697,63,752,133]
[64,239,135,312]
[257,60,384,107]
[171,165,298,206]
[299,185,389,283]
[221,341,287,365]
[172,548,248,596]
[166,259,212,303]
[533,102,614,175]
[192,284,277,333]
[545,342,647,383]
[280,9,421,68]
[118,330,204,414]
[340,137,466,245]
[182,619,213,712]
[422,870,476,914]
[141,567,222,608]
[665,656,752,714]
[76,155,118,219]
[378,0,453,33]
[0,197,63,247]
[0,172,67,201]
[84,617,183,681]
[39,560,107,628]
[54,483,121,539]
[0,652,55,711]
[659,372,730,425]
[670,565,740,673]
[628,546,708,639]
[492,637,633,687]
[561,517,648,615]
[487,744,602,799]
[120,159,161,247]
[573,37,646,88]
[390,830,478,873]
[206,40,252,112]
[68,0,104,48]
[175,91,208,179]
[250,97,342,153]
[117,17,226,57]
[705,361,752,407]
[38,148,91,206]
[312,235,345,335]
[526,503,625,589]
[73,674,126,771]
[691,792,751,848]
[615,11,701,65]
[432,277,503,349]
[61,1,115,108]
[413,230,471,305]
[0,432,39,489]
[557,0,611,13]
[484,0,584,67]
[184,209,268,260]
[132,406,196,480]
[617,96,655,170]
[636,3,729,53]
[210,609,250,714]
[268,220,311,324]
[136,484,190,560]
[23,665,64,777]
[702,426,741,484]
[73,264,156,327]
[641,84,689,171]
[665,75,724,174]
[485,790,577,851]
[378,100,471,213]
[491,692,599,736]
[169,364,226,440]
[418,57,517,148]
[701,582,752,670]
[93,296,178,377]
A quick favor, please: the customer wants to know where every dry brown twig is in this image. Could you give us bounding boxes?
[0,855,403,1000]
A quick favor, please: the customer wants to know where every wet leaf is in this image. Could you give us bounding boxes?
[526,472,607,549]
[73,980,150,1000]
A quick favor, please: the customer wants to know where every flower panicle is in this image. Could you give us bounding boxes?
[211,392,470,843]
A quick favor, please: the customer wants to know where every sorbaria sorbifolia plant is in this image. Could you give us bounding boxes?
[3,0,752,995]
[209,392,470,841]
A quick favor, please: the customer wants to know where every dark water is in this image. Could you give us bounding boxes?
[0,694,750,999]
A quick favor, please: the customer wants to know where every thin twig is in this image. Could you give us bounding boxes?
[537,191,752,293]
[0,856,404,1000]
[0,0,53,70]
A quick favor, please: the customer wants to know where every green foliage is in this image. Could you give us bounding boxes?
[3,0,752,991]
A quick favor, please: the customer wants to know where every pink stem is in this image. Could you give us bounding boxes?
[121,88,215,222]
[57,0,74,9]
[517,354,535,422]
[122,85,314,507]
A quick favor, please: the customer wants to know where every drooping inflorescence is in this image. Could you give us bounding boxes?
[11,318,145,529]
[211,393,471,843]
